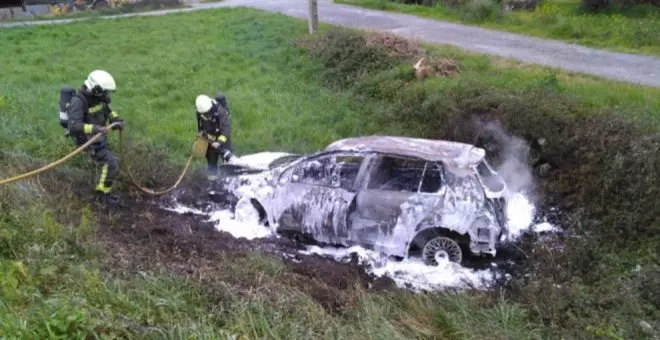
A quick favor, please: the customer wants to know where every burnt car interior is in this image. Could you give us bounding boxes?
[366,155,443,193]
[291,154,365,191]
[476,160,506,193]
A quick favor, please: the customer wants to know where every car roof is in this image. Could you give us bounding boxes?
[324,135,486,169]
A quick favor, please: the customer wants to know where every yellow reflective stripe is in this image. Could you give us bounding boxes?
[95,164,112,193]
[89,104,103,113]
[110,111,119,118]
[205,134,227,143]
[84,124,94,134]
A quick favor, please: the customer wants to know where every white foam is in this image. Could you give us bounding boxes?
[505,192,536,239]
[300,245,497,292]
[532,221,556,233]
[163,200,274,241]
[230,151,295,170]
[503,192,561,239]
[162,204,207,216]
[207,199,274,240]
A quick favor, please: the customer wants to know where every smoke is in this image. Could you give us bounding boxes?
[472,118,538,199]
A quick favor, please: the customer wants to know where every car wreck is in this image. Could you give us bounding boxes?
[213,135,510,266]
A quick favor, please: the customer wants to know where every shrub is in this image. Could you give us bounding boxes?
[394,0,440,6]
[501,0,543,11]
[294,30,407,89]
[461,0,502,22]
[580,0,660,12]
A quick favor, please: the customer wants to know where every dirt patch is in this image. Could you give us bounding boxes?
[364,32,425,59]
[429,57,460,77]
[83,178,396,313]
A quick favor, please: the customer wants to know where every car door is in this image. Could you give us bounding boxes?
[271,152,368,245]
[347,154,429,247]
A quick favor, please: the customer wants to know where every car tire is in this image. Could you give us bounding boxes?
[421,236,463,266]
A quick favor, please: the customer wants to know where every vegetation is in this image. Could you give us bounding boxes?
[335,0,660,56]
[1,7,659,339]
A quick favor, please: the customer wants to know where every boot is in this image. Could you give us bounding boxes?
[97,191,120,205]
[206,173,218,196]
[206,181,217,196]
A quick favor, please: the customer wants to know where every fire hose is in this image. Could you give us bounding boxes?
[0,121,210,196]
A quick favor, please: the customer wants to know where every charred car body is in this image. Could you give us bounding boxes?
[215,136,510,265]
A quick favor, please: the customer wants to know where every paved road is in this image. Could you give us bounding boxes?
[2,0,660,87]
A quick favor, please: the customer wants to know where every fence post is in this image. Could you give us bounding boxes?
[308,0,318,34]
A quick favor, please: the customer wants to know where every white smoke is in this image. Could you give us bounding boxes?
[475,119,537,198]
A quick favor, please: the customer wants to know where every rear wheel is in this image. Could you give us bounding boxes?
[421,236,462,265]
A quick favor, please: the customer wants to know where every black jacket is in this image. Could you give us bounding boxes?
[197,103,232,154]
[67,89,121,145]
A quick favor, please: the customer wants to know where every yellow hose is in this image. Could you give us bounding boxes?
[0,122,202,197]
[0,122,121,186]
[118,131,197,196]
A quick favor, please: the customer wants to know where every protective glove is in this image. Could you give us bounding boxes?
[222,150,235,163]
[211,142,221,149]
[94,125,110,135]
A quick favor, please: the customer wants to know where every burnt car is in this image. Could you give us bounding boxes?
[216,135,509,266]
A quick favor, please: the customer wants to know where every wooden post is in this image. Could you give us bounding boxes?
[308,0,318,34]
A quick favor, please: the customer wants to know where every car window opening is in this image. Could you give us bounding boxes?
[367,156,442,193]
[476,160,505,192]
[293,154,364,190]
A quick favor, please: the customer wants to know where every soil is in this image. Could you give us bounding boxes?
[85,175,397,313]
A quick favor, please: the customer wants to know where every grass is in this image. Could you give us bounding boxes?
[1,6,659,339]
[335,0,660,56]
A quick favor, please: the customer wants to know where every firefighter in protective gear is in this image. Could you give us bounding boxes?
[67,69,125,204]
[195,92,235,188]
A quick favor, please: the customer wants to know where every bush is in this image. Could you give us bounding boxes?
[295,30,407,89]
[115,0,184,12]
[580,0,660,12]
[394,0,440,6]
[461,0,502,22]
[501,0,543,11]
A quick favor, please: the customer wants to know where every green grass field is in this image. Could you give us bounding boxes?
[0,7,659,339]
[336,0,660,56]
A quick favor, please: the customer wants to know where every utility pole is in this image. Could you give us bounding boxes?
[308,0,318,34]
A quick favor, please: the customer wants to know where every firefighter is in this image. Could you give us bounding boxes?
[195,92,235,193]
[67,69,125,204]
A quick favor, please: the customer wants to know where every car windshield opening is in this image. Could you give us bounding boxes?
[476,160,505,193]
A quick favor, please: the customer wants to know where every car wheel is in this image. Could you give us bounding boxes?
[234,197,264,225]
[421,236,463,266]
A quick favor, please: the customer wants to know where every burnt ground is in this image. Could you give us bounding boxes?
[84,174,398,313]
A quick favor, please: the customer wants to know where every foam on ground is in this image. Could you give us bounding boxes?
[300,245,498,291]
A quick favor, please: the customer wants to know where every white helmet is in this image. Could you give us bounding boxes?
[196,94,214,114]
[84,70,116,92]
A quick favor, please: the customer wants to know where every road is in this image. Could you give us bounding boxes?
[2,0,660,87]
